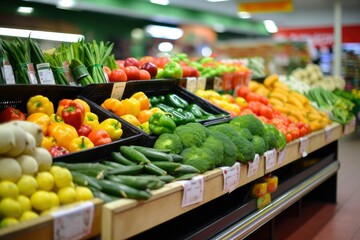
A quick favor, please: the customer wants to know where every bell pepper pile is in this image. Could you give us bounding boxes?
[21,95,124,156]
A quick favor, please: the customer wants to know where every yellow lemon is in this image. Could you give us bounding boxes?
[0,180,19,199]
[17,195,32,212]
[0,217,19,227]
[17,175,38,197]
[19,210,39,222]
[75,186,94,201]
[48,191,60,208]
[49,165,62,176]
[40,207,58,216]
[30,191,52,212]
[36,172,54,191]
[57,187,77,205]
[0,198,23,218]
[52,168,73,189]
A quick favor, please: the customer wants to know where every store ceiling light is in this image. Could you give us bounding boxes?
[263,20,278,33]
[17,7,34,14]
[158,42,173,52]
[237,11,251,19]
[0,27,84,42]
[150,0,169,6]
[145,25,183,40]
[57,0,76,9]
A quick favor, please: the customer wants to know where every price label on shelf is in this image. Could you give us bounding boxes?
[344,117,356,135]
[247,154,260,178]
[180,175,204,207]
[52,201,94,240]
[264,149,277,172]
[221,162,240,193]
[299,136,309,157]
[111,82,126,99]
[277,147,287,165]
[196,77,206,91]
[62,61,76,85]
[1,59,15,84]
[213,76,223,91]
[37,63,56,84]
[325,125,333,142]
[186,77,197,93]
[27,63,39,84]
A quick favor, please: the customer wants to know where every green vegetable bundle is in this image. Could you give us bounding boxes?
[44,50,70,85]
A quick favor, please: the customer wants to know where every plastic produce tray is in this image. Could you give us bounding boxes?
[0,84,144,163]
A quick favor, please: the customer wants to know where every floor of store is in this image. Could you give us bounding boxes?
[248,127,360,240]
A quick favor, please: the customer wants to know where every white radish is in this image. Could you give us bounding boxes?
[29,147,52,172]
[16,155,39,176]
[22,132,36,154]
[0,157,22,182]
[0,125,16,154]
[7,120,43,146]
[3,125,27,157]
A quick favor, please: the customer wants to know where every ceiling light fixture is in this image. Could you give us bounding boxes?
[57,0,76,9]
[237,11,251,19]
[206,0,230,2]
[150,0,170,5]
[0,27,84,42]
[145,25,183,40]
[263,20,278,33]
[158,42,173,52]
[17,7,34,14]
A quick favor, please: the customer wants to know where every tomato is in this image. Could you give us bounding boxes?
[109,69,127,82]
[239,108,254,116]
[124,57,140,68]
[103,66,112,78]
[181,65,191,78]
[247,101,261,115]
[259,105,273,119]
[153,57,170,68]
[286,133,293,143]
[288,126,300,139]
[259,95,269,105]
[257,116,269,123]
[139,69,151,80]
[236,86,251,98]
[246,92,260,102]
[124,66,140,80]
[299,126,307,137]
[116,60,125,70]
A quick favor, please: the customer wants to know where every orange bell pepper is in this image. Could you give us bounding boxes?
[121,97,140,117]
[137,109,153,124]
[88,129,112,146]
[101,98,125,116]
[47,123,78,149]
[131,92,150,111]
[26,112,50,135]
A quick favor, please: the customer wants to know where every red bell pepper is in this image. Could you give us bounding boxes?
[88,129,112,146]
[0,107,26,123]
[61,100,85,129]
[49,145,70,157]
[77,124,92,137]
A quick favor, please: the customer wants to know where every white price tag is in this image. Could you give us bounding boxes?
[213,76,222,91]
[221,162,240,193]
[37,63,56,84]
[277,148,287,165]
[344,117,356,135]
[27,63,39,84]
[247,154,260,178]
[62,61,76,85]
[3,64,15,84]
[265,149,277,172]
[325,125,333,142]
[180,175,204,207]
[299,137,309,157]
[52,201,94,240]
[111,82,126,99]
[186,77,197,93]
[196,77,206,91]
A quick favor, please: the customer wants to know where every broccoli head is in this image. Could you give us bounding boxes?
[230,125,253,141]
[174,123,207,148]
[180,147,215,173]
[208,130,237,167]
[230,114,265,136]
[252,135,267,156]
[263,123,286,151]
[202,135,224,167]
[153,133,183,154]
[263,124,278,150]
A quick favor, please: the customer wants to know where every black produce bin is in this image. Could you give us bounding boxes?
[0,84,144,163]
[81,79,230,146]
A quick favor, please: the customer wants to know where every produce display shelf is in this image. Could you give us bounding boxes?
[0,198,103,240]
[101,121,355,240]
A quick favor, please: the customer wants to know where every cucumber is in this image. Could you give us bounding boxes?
[130,146,173,162]
[144,163,167,176]
[71,171,102,190]
[120,146,151,164]
[90,187,118,203]
[151,161,181,173]
[100,160,126,169]
[111,152,137,166]
[175,173,198,181]
[54,162,112,172]
[157,175,175,183]
[106,175,152,190]
[74,169,106,180]
[169,153,183,162]
[107,165,144,175]
[173,164,200,174]
[96,179,152,200]
[147,180,165,190]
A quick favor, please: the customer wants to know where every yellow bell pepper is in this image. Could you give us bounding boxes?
[101,98,124,116]
[26,112,50,135]
[74,98,91,113]
[27,95,54,116]
[47,123,78,149]
[83,112,99,130]
[49,113,64,125]
[98,118,123,141]
[68,136,94,152]
[121,97,140,117]
[130,92,150,111]
[41,136,57,150]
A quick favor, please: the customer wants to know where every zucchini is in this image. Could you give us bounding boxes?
[100,160,125,169]
[157,175,175,183]
[111,152,136,166]
[147,180,165,190]
[90,187,118,203]
[144,163,167,176]
[175,173,198,181]
[151,161,181,173]
[169,153,183,162]
[107,165,144,176]
[54,162,112,172]
[174,164,200,174]
[106,175,152,190]
[75,169,106,180]
[130,146,173,162]
[120,146,151,164]
[96,179,152,200]
[71,171,102,190]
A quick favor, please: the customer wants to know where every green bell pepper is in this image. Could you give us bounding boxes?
[163,61,183,79]
[186,104,213,119]
[150,96,165,106]
[156,103,175,113]
[149,112,176,135]
[165,94,189,109]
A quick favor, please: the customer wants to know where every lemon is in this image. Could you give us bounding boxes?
[75,186,94,201]
[49,165,62,176]
[30,191,52,212]
[57,187,77,205]
[0,198,23,218]
[52,168,73,189]
[19,210,39,222]
[48,191,60,208]
[17,195,32,212]
[0,217,19,227]
[0,181,19,199]
[40,207,58,216]
[36,172,54,191]
[17,175,38,197]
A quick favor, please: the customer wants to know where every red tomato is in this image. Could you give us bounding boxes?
[124,66,140,80]
[288,126,300,139]
[109,69,127,82]
[124,57,140,68]
[116,60,125,70]
[286,133,293,143]
[239,108,254,116]
[246,92,261,102]
[247,101,261,115]
[259,95,269,105]
[188,66,200,77]
[236,86,251,98]
[181,66,191,78]
[103,66,112,78]
[153,57,171,68]
[139,69,151,80]
[299,126,307,137]
[259,105,273,119]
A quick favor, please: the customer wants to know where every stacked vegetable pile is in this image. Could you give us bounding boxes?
[0,121,93,228]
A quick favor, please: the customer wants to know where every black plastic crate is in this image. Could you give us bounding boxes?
[0,84,144,163]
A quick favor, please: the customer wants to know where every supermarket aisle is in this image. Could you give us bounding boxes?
[278,128,360,240]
